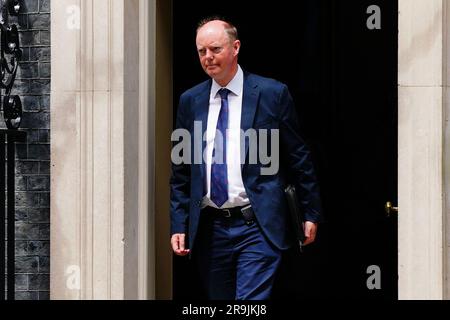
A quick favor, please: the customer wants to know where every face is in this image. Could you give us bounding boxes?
[196,21,240,86]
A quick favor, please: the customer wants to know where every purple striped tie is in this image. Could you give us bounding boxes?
[210,88,230,207]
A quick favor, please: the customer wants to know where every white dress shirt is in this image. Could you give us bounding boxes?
[202,65,250,209]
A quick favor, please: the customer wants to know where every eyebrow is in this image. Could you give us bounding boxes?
[197,44,223,49]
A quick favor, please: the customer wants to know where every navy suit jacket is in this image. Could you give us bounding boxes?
[170,71,322,252]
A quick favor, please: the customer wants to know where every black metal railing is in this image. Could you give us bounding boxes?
[0,0,23,300]
[0,129,25,300]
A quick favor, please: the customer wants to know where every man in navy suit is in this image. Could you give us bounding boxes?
[170,17,322,300]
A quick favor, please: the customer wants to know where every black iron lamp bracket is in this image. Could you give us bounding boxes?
[0,0,21,130]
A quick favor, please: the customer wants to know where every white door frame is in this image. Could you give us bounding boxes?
[50,0,449,300]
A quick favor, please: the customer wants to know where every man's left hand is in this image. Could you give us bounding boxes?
[303,221,318,246]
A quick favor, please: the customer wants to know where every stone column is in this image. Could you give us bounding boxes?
[398,0,447,299]
[51,0,155,299]
[444,0,450,301]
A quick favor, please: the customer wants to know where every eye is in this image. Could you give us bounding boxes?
[198,49,206,56]
[212,47,222,53]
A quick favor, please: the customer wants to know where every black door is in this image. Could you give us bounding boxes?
[173,0,398,299]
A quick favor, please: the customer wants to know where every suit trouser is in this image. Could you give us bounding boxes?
[193,207,282,300]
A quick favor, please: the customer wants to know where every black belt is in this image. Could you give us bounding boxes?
[203,205,256,225]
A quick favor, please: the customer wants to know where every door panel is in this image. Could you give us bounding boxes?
[173,0,398,299]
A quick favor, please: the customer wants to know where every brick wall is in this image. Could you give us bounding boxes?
[3,0,50,300]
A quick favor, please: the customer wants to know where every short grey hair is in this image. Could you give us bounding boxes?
[197,16,239,42]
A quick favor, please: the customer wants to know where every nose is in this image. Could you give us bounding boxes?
[205,49,214,60]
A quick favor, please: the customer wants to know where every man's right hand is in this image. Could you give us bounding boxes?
[171,233,190,256]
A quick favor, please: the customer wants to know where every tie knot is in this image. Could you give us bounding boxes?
[218,88,230,100]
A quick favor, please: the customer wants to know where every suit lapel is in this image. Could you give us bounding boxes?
[193,81,211,186]
[241,74,260,170]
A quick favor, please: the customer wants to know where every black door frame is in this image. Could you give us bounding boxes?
[171,0,398,299]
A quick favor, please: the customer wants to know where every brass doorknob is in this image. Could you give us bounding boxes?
[385,201,398,217]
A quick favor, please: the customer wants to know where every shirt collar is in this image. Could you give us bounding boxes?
[211,65,243,99]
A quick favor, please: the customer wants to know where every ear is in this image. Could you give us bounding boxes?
[233,40,241,56]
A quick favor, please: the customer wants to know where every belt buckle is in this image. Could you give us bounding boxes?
[222,209,231,218]
[241,205,254,225]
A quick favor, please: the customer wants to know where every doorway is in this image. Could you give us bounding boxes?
[172,0,398,299]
